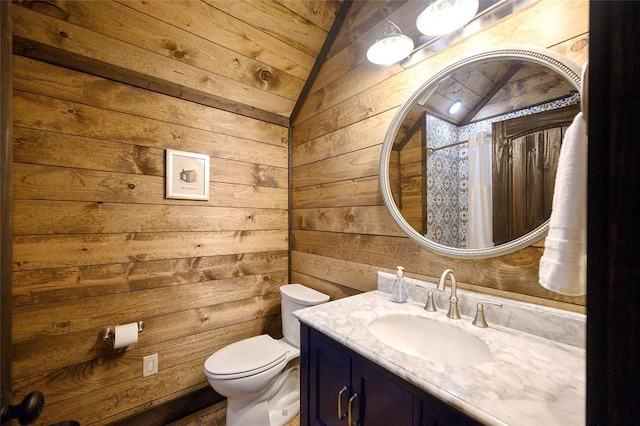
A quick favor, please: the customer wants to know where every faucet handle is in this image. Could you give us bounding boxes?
[415,283,437,312]
[472,301,503,328]
[424,289,437,312]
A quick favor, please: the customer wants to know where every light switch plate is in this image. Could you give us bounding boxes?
[143,353,158,377]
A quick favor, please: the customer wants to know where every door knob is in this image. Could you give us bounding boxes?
[1,391,45,425]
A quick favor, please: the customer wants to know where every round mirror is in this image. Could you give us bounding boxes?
[380,46,582,258]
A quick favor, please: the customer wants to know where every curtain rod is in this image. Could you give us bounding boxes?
[426,134,492,155]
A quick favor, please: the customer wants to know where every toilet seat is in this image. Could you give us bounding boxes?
[205,335,288,380]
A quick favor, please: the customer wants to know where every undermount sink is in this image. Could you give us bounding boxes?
[368,315,493,366]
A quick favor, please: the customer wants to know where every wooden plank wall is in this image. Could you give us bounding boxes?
[11,54,288,424]
[10,0,340,126]
[398,128,425,234]
[291,0,589,308]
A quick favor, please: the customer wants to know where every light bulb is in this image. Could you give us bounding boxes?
[416,0,479,37]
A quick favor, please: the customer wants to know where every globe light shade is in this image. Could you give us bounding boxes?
[416,0,479,37]
[367,21,415,66]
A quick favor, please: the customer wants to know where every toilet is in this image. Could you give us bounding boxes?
[204,284,330,426]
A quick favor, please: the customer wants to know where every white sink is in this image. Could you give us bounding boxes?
[368,315,493,366]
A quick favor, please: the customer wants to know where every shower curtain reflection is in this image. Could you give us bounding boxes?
[466,131,493,248]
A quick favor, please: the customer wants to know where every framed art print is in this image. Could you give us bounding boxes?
[165,149,210,200]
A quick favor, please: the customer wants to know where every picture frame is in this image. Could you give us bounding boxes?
[165,149,210,200]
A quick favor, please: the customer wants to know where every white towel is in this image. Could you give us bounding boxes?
[539,112,587,295]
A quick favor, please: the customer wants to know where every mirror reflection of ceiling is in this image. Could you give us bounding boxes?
[395,60,577,149]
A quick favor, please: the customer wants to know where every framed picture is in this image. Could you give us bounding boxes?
[165,149,210,200]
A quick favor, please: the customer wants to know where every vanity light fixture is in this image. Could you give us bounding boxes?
[448,100,463,114]
[366,20,414,65]
[416,0,480,37]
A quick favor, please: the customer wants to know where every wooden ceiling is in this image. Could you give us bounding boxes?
[12,0,347,127]
[417,60,577,126]
[10,0,548,128]
[393,59,578,149]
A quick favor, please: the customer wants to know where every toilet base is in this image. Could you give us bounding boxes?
[226,365,300,426]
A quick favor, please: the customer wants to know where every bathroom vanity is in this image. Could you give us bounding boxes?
[295,44,586,426]
[295,273,585,426]
[301,324,480,425]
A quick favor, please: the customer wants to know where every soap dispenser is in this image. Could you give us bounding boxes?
[391,266,409,303]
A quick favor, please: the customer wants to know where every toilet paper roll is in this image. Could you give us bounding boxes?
[113,322,139,349]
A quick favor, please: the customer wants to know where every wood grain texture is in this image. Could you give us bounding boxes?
[11,55,289,424]
[292,206,404,236]
[12,6,295,121]
[14,200,287,235]
[291,175,383,209]
[13,230,288,271]
[206,0,328,58]
[13,252,288,307]
[12,56,288,145]
[1,0,13,408]
[275,0,341,32]
[13,91,288,168]
[14,163,287,209]
[50,0,304,101]
[492,107,577,244]
[396,126,424,233]
[291,0,589,310]
[292,144,380,188]
[11,0,340,126]
[119,0,315,80]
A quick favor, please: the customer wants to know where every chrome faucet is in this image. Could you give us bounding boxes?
[436,269,461,319]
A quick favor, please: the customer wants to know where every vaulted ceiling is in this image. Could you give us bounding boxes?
[12,0,348,127]
[402,60,577,132]
[11,0,541,128]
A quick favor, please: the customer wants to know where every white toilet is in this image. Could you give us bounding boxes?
[204,284,330,426]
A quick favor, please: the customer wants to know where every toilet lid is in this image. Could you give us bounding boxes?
[204,335,287,378]
[281,284,330,306]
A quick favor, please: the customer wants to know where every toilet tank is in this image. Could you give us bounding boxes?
[280,284,330,348]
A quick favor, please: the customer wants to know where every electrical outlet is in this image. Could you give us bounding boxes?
[143,353,158,377]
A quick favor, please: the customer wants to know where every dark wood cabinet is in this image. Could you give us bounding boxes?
[307,327,351,426]
[300,324,481,426]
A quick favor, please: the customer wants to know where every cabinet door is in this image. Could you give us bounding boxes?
[422,391,482,426]
[308,331,352,426]
[351,358,421,426]
[303,326,480,426]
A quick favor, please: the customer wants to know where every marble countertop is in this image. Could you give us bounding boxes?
[294,290,585,426]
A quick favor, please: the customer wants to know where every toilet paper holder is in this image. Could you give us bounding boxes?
[101,321,144,342]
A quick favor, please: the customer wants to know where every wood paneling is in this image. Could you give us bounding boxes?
[5,0,593,423]
[492,105,578,244]
[1,0,13,410]
[11,53,288,425]
[396,124,425,233]
[11,0,342,126]
[291,0,589,310]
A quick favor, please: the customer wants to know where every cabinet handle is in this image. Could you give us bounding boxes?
[348,393,359,426]
[337,386,348,420]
